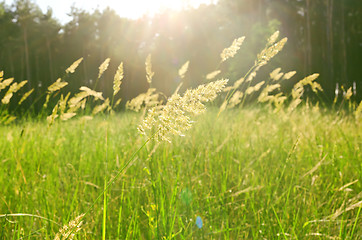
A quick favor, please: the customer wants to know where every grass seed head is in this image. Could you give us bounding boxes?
[48,78,68,93]
[113,62,124,96]
[257,37,287,66]
[0,78,14,91]
[228,91,244,108]
[54,214,85,240]
[178,61,190,79]
[283,71,297,80]
[145,54,154,84]
[92,98,110,115]
[267,31,280,45]
[206,70,221,80]
[139,79,228,142]
[18,88,34,105]
[98,58,111,79]
[66,57,83,74]
[220,37,245,62]
[1,80,28,104]
[126,88,160,112]
[79,86,104,101]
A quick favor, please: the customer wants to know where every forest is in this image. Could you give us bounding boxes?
[0,0,361,113]
[1,1,362,239]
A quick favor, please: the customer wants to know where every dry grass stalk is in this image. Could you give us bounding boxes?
[48,78,68,93]
[344,87,352,100]
[223,78,245,92]
[59,93,70,115]
[270,68,282,80]
[138,79,228,142]
[145,54,154,84]
[245,81,265,95]
[283,71,297,80]
[126,88,160,112]
[79,86,104,101]
[289,73,321,112]
[18,89,34,105]
[267,31,280,45]
[47,103,59,126]
[0,78,14,91]
[114,98,122,108]
[258,84,281,103]
[178,61,190,79]
[68,99,86,113]
[206,70,221,80]
[66,57,83,74]
[68,91,89,108]
[257,37,287,66]
[1,80,28,104]
[98,58,111,79]
[228,91,243,108]
[53,214,85,240]
[92,98,110,115]
[113,62,123,96]
[220,36,245,62]
[355,101,362,120]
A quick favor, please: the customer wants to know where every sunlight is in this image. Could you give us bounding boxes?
[106,0,215,19]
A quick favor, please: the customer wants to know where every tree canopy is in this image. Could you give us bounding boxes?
[0,0,361,112]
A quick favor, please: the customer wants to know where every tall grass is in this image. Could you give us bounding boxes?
[1,31,361,239]
[1,108,361,239]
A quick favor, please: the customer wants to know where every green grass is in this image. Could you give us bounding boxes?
[0,107,361,239]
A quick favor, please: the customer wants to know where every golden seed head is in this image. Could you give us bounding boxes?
[54,214,85,240]
[92,98,110,115]
[48,78,68,93]
[1,80,28,104]
[145,54,154,84]
[0,78,14,91]
[267,31,280,45]
[18,89,34,105]
[344,87,352,100]
[126,88,160,112]
[178,61,190,79]
[66,57,83,74]
[220,37,245,62]
[228,91,244,108]
[113,62,124,96]
[257,37,287,65]
[79,86,104,101]
[98,58,111,79]
[139,79,228,142]
[283,71,297,80]
[206,70,221,80]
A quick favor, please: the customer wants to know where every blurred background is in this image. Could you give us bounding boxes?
[0,0,361,111]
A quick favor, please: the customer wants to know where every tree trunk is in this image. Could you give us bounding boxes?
[23,26,31,89]
[326,0,334,90]
[340,0,347,86]
[305,0,312,75]
[7,48,15,76]
[46,38,54,81]
[82,47,88,85]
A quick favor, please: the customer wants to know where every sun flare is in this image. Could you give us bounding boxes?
[106,0,215,19]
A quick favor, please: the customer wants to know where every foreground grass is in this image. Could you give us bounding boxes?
[0,107,361,239]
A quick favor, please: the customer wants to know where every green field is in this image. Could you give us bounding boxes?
[1,107,361,239]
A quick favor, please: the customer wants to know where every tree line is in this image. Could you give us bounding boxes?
[0,0,361,112]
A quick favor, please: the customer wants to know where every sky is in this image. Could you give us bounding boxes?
[4,0,216,24]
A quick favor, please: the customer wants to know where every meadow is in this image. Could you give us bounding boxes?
[0,106,361,239]
[1,32,361,239]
